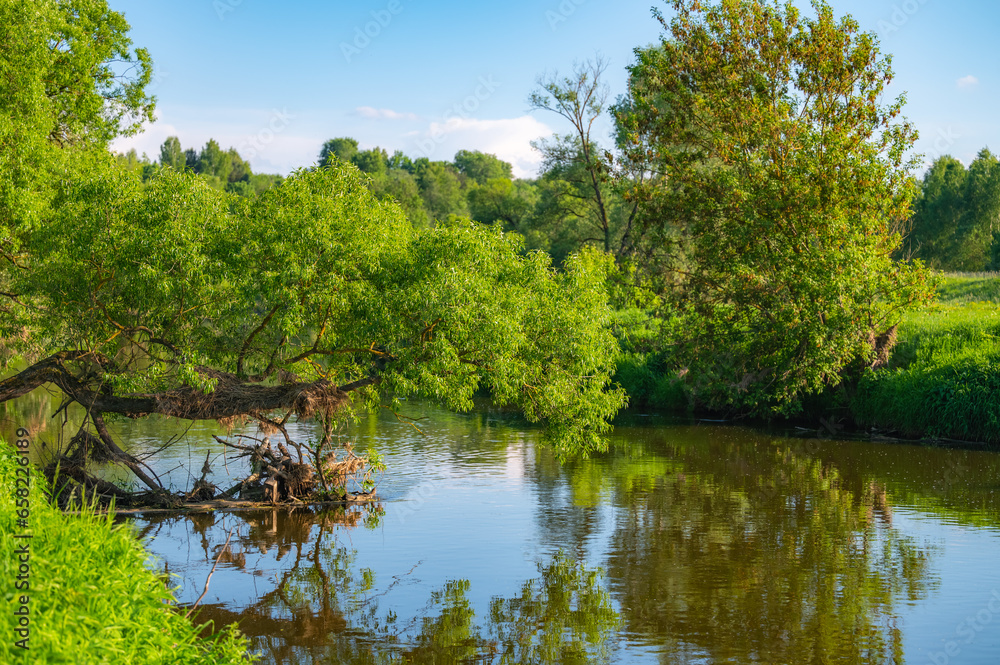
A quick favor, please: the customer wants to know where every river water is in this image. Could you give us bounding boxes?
[7,399,1000,663]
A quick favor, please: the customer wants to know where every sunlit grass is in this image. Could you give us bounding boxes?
[853,274,1000,442]
[0,444,253,664]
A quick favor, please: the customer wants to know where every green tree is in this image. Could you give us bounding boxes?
[370,169,430,228]
[352,147,388,176]
[196,138,231,182]
[319,137,359,167]
[158,136,185,171]
[454,149,513,185]
[955,149,1000,270]
[416,159,469,221]
[225,147,252,183]
[467,177,537,234]
[530,57,623,256]
[904,156,967,268]
[615,0,934,414]
[0,0,153,336]
[1,160,625,495]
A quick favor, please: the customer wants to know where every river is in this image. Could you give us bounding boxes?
[6,399,1000,663]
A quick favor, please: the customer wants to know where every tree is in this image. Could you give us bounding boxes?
[0,0,154,338]
[416,159,469,221]
[319,137,359,167]
[159,136,185,171]
[352,147,388,176]
[454,150,513,185]
[370,169,430,228]
[1,160,625,499]
[615,0,934,414]
[467,177,537,234]
[529,57,623,256]
[903,156,967,268]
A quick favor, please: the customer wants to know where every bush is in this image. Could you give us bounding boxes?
[0,443,252,664]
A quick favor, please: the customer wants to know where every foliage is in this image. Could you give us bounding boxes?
[2,158,625,496]
[614,0,934,415]
[0,0,154,340]
[904,150,1000,271]
[854,277,1000,443]
[0,445,253,664]
[529,57,643,260]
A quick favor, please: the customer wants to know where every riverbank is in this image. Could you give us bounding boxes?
[852,273,1000,444]
[617,272,1000,447]
[0,444,253,664]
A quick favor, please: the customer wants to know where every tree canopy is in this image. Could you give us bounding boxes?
[614,0,934,414]
[1,0,154,339]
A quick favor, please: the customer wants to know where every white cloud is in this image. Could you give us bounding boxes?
[355,106,419,121]
[411,115,553,178]
[957,75,979,89]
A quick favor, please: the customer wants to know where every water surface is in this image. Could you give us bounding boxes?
[8,399,1000,663]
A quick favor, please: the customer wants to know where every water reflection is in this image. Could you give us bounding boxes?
[11,388,1000,662]
[573,428,932,663]
[136,508,619,664]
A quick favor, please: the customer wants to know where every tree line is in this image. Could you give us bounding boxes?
[904,149,1000,271]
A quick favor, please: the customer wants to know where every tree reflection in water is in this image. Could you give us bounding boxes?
[137,506,620,664]
[545,428,936,665]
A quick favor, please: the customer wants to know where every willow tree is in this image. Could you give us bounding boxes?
[0,160,626,500]
[1,0,153,343]
[615,0,934,414]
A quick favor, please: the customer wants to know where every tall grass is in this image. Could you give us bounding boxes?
[853,275,1000,443]
[0,444,253,664]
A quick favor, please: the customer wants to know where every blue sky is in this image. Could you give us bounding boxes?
[109,0,1000,178]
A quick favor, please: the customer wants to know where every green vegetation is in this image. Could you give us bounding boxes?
[854,274,1000,442]
[0,0,626,502]
[0,444,252,664]
[904,150,1000,271]
[117,137,283,197]
[612,0,932,416]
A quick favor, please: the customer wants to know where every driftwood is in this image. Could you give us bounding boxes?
[4,351,384,506]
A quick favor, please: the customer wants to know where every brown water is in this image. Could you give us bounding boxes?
[6,399,1000,663]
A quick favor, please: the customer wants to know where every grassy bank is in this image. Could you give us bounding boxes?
[852,274,1000,443]
[0,443,252,664]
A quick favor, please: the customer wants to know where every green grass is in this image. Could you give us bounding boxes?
[0,444,253,664]
[852,273,1000,443]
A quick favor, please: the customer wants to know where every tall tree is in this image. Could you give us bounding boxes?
[615,0,934,414]
[903,156,967,267]
[529,57,619,255]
